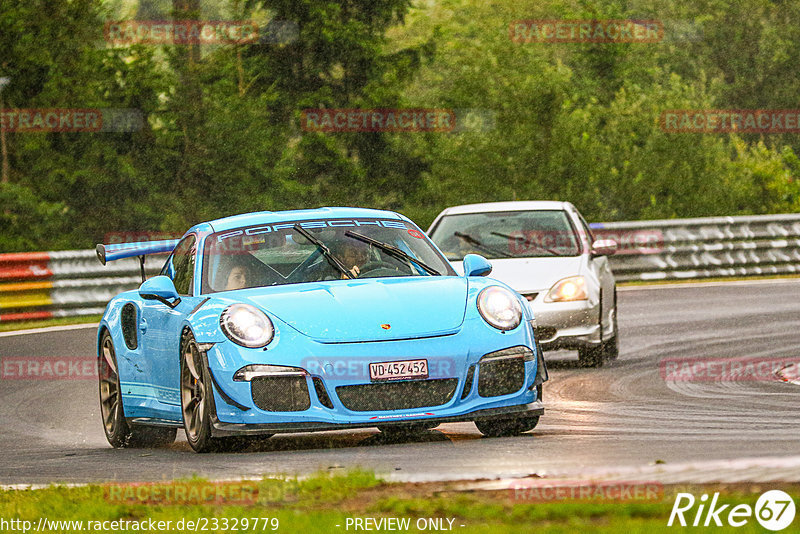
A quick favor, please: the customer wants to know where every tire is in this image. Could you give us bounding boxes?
[475,416,539,438]
[603,289,619,361]
[578,288,611,367]
[603,334,619,361]
[578,345,604,367]
[99,331,176,448]
[180,330,225,453]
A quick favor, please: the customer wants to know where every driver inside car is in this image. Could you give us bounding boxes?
[334,238,371,278]
[214,256,255,291]
[307,235,373,281]
[225,265,250,290]
[214,245,275,291]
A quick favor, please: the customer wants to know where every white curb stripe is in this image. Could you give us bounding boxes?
[0,323,98,338]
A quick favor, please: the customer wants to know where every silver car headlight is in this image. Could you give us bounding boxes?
[477,286,523,331]
[544,276,588,302]
[220,303,274,348]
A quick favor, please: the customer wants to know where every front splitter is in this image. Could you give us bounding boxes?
[210,401,544,437]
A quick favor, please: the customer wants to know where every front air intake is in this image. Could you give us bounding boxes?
[121,303,138,350]
[336,379,458,412]
[477,347,530,397]
[251,376,311,412]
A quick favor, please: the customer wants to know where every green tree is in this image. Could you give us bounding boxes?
[0,0,169,250]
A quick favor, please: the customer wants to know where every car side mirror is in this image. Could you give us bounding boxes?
[463,253,493,277]
[139,275,181,308]
[591,239,618,257]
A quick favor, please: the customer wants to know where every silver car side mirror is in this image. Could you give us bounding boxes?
[591,239,618,257]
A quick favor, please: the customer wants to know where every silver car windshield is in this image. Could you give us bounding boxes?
[430,210,581,261]
[201,218,456,293]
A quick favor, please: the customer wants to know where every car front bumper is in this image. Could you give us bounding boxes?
[202,314,546,436]
[210,400,544,436]
[528,298,601,351]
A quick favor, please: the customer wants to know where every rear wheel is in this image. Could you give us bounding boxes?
[475,416,539,438]
[98,332,176,448]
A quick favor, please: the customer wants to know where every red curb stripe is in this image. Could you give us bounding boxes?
[0,310,53,322]
[0,252,51,262]
[0,265,53,281]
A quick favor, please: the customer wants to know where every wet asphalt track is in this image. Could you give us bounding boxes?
[1,279,799,485]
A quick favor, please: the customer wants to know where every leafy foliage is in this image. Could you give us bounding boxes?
[1,0,798,251]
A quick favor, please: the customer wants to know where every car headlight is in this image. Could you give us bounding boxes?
[477,286,523,331]
[220,304,274,348]
[544,276,588,302]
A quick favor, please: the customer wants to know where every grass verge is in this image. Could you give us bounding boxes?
[1,471,796,532]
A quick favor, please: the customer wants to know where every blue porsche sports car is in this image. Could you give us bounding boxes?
[96,207,547,452]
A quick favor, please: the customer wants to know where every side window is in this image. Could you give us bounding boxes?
[161,235,196,296]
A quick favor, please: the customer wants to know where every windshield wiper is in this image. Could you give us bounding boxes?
[453,231,514,258]
[489,231,562,256]
[344,231,442,276]
[293,224,354,279]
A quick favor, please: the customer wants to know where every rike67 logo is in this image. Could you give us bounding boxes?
[668,490,796,530]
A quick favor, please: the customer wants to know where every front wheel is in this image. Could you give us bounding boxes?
[475,416,539,438]
[602,334,619,361]
[180,330,224,453]
[99,331,176,448]
[578,345,604,367]
[603,291,619,361]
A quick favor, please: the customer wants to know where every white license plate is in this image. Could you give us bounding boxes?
[369,359,428,381]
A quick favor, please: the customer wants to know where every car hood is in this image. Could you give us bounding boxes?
[452,256,583,293]
[237,277,468,343]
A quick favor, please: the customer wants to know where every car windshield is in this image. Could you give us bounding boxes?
[429,210,581,261]
[201,217,455,293]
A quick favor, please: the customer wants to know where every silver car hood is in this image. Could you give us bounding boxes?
[452,256,584,293]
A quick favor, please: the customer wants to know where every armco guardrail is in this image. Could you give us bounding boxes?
[0,250,163,323]
[1,213,800,322]
[591,213,800,282]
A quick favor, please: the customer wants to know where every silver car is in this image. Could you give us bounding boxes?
[428,201,618,367]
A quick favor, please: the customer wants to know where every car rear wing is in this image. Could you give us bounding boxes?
[96,239,180,282]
